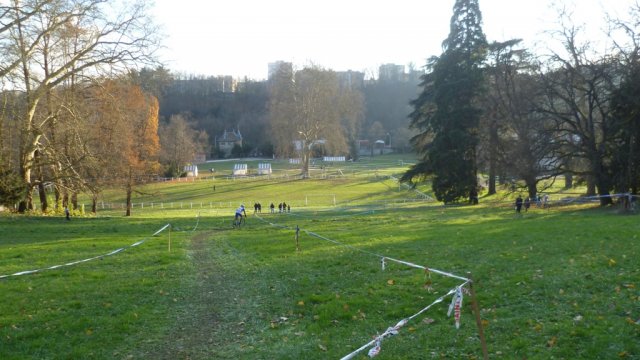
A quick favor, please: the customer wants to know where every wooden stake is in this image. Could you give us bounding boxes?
[168,225,172,252]
[467,272,488,360]
[295,225,300,251]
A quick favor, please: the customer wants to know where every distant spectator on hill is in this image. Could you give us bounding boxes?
[65,206,70,221]
[515,195,523,214]
[270,203,275,213]
[524,197,530,212]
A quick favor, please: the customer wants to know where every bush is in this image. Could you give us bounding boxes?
[0,169,26,207]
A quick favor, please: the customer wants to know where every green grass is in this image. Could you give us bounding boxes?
[1,155,638,359]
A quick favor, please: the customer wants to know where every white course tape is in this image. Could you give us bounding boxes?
[152,224,171,236]
[254,213,473,358]
[340,285,465,360]
[0,223,172,280]
[255,214,470,282]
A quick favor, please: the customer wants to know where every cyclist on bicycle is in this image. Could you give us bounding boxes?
[234,204,246,227]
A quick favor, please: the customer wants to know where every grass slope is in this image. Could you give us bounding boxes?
[1,155,638,359]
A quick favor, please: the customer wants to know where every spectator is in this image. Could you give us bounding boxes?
[524,197,531,212]
[515,195,523,214]
[270,203,275,213]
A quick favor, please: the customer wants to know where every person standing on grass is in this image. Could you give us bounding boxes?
[65,206,70,220]
[524,197,531,212]
[515,195,523,214]
[270,203,275,213]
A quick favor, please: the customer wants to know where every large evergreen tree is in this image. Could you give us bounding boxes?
[402,0,487,203]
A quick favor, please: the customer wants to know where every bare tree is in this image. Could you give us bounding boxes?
[269,66,355,177]
[538,13,618,205]
[88,80,160,216]
[159,114,208,177]
[482,40,561,199]
[2,0,159,212]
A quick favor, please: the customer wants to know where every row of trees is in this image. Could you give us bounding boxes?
[0,0,417,214]
[403,0,640,205]
[0,0,208,214]
[154,70,420,161]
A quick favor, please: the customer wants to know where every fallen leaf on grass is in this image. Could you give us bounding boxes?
[422,318,435,325]
[297,300,305,306]
[387,279,395,285]
[318,344,327,351]
[547,336,557,347]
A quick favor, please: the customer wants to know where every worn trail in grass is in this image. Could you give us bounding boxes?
[1,155,639,359]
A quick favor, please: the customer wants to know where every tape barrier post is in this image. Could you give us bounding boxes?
[468,272,489,360]
[295,225,300,251]
[168,225,172,252]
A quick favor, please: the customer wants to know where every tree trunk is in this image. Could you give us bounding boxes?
[564,172,573,189]
[299,140,312,178]
[92,193,98,214]
[126,184,132,216]
[71,192,78,210]
[525,176,537,200]
[38,182,47,212]
[487,122,498,195]
[586,176,596,196]
[54,182,61,210]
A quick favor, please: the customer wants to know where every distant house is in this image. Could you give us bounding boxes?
[193,152,207,164]
[216,128,242,157]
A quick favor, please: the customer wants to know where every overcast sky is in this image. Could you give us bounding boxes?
[151,0,635,80]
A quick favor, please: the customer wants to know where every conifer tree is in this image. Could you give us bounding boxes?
[402,0,487,203]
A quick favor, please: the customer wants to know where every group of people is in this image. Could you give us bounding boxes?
[234,201,291,227]
[248,202,292,214]
[269,202,290,213]
[515,193,549,214]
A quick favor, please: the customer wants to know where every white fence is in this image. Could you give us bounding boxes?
[323,156,346,162]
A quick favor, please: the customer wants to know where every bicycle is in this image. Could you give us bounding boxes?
[233,215,246,228]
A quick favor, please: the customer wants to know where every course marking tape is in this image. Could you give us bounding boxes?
[0,223,172,280]
[254,214,469,282]
[340,283,468,359]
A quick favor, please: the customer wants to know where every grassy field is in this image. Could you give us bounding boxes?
[1,155,638,359]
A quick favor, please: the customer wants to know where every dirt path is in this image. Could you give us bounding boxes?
[145,230,227,359]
